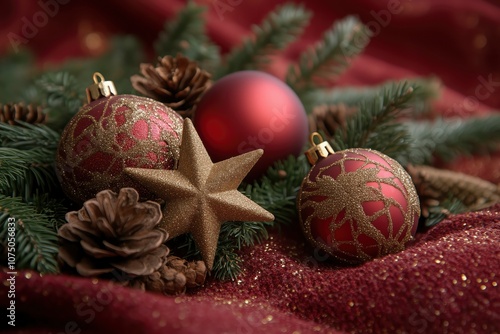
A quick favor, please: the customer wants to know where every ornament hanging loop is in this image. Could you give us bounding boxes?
[305,132,334,165]
[92,72,105,84]
[86,72,118,103]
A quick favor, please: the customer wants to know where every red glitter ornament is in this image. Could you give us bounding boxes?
[297,133,420,263]
[56,72,183,203]
[192,71,308,180]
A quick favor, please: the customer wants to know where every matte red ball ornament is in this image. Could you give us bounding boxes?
[297,133,420,264]
[192,71,308,180]
[56,73,183,203]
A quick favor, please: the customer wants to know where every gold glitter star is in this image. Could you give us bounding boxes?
[125,118,274,270]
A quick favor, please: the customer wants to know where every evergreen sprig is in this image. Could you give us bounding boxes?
[333,82,418,159]
[0,122,60,150]
[246,155,310,224]
[34,72,84,131]
[154,2,220,72]
[211,240,243,282]
[0,147,58,199]
[215,4,311,79]
[304,77,440,114]
[286,16,369,95]
[0,195,59,274]
[422,197,467,228]
[400,115,500,166]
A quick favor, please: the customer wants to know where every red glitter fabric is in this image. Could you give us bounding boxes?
[1,206,499,333]
[1,0,500,333]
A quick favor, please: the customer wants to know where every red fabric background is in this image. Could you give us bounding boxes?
[1,0,499,333]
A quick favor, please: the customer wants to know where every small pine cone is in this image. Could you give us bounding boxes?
[407,164,500,217]
[0,103,46,125]
[141,256,207,295]
[160,267,188,295]
[166,255,207,288]
[58,188,169,278]
[308,104,357,139]
[185,260,207,288]
[141,266,187,295]
[131,54,212,118]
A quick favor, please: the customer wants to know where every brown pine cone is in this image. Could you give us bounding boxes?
[308,104,357,139]
[58,188,169,278]
[407,164,500,217]
[131,55,212,118]
[141,256,207,295]
[0,103,46,125]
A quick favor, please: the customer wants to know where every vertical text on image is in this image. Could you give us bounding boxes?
[6,217,17,327]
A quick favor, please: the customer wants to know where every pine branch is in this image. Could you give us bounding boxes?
[215,4,311,79]
[0,147,58,199]
[246,155,310,224]
[34,72,84,131]
[0,195,59,274]
[303,77,440,114]
[0,122,60,150]
[400,115,500,166]
[422,197,467,228]
[211,240,243,281]
[220,221,271,250]
[154,2,220,72]
[33,194,70,232]
[332,82,418,160]
[286,16,369,94]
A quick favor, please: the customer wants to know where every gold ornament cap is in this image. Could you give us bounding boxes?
[305,132,335,165]
[86,72,117,103]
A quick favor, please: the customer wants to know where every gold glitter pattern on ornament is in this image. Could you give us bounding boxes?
[125,118,274,270]
[56,95,183,203]
[298,148,420,263]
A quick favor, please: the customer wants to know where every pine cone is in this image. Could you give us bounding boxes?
[58,188,169,278]
[407,165,500,217]
[0,103,46,125]
[308,104,357,139]
[141,256,207,295]
[131,55,212,118]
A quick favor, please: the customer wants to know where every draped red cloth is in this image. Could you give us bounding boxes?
[1,0,499,333]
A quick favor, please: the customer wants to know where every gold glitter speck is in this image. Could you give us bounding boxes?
[25,272,32,279]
